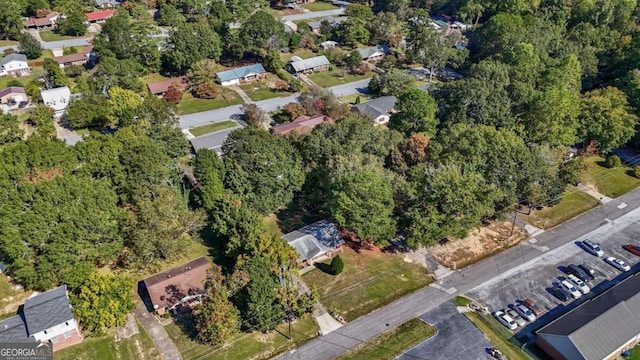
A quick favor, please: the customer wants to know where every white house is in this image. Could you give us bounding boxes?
[216,64,267,86]
[357,45,389,62]
[0,54,30,77]
[352,95,397,125]
[41,87,71,118]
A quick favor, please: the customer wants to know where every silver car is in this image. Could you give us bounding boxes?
[583,240,604,257]
[514,304,536,322]
[506,309,526,327]
[605,256,631,272]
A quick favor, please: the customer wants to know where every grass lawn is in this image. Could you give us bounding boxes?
[303,1,339,11]
[454,295,473,307]
[39,31,79,42]
[307,69,373,88]
[280,49,319,63]
[264,214,284,236]
[0,68,44,89]
[0,274,31,319]
[56,321,161,360]
[165,314,318,360]
[337,318,435,360]
[303,247,432,322]
[139,73,169,85]
[339,93,371,105]
[526,186,600,230]
[177,91,243,115]
[582,155,640,198]
[0,40,18,46]
[239,74,293,101]
[465,312,531,360]
[189,121,237,137]
[627,344,640,360]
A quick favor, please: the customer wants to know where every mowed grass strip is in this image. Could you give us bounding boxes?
[303,1,339,11]
[336,318,435,360]
[177,91,243,115]
[526,186,600,229]
[465,312,532,360]
[189,121,237,137]
[582,155,640,198]
[307,69,372,88]
[302,247,432,322]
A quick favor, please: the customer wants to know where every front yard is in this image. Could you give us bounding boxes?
[164,314,319,360]
[581,155,640,198]
[302,247,432,322]
[39,30,79,42]
[239,74,294,101]
[307,69,373,88]
[526,186,600,230]
[339,93,371,105]
[177,90,243,115]
[188,121,237,137]
[303,1,339,11]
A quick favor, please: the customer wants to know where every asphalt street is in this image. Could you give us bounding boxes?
[280,9,345,22]
[0,37,92,53]
[276,188,640,360]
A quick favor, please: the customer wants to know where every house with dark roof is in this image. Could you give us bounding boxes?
[0,86,26,105]
[352,95,397,125]
[0,54,30,77]
[271,114,332,136]
[216,64,267,86]
[536,272,640,360]
[286,55,330,75]
[53,46,94,68]
[308,16,347,35]
[86,9,115,23]
[0,286,83,351]
[357,45,389,62]
[147,76,188,97]
[23,11,60,29]
[140,257,212,315]
[281,220,344,270]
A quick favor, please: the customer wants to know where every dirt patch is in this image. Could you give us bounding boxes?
[429,221,528,270]
[254,332,272,343]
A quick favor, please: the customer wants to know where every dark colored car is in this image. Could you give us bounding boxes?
[522,298,543,317]
[549,286,570,302]
[624,244,640,256]
[567,264,591,283]
[578,264,596,280]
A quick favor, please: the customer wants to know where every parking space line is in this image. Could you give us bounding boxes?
[590,261,617,279]
[532,291,556,310]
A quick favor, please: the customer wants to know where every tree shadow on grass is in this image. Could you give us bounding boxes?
[199,226,235,271]
[174,314,201,342]
[276,197,322,234]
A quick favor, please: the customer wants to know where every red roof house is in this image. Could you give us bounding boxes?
[86,10,115,23]
[146,76,188,97]
[271,114,332,136]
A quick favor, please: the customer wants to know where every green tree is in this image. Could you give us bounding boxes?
[367,69,414,97]
[43,58,69,88]
[263,49,284,73]
[107,87,143,128]
[17,33,42,59]
[458,0,485,26]
[470,12,526,61]
[373,0,409,19]
[0,0,26,40]
[368,12,405,47]
[71,273,135,335]
[329,169,396,244]
[94,57,145,93]
[222,127,305,214]
[390,89,438,136]
[157,4,186,26]
[237,11,285,56]
[0,114,24,145]
[26,105,55,137]
[337,17,369,47]
[605,154,622,168]
[330,255,344,275]
[193,267,240,344]
[406,16,459,83]
[345,50,363,68]
[164,22,222,74]
[56,9,87,36]
[579,87,638,153]
[66,94,110,130]
[194,148,226,209]
[237,257,284,331]
[345,4,374,22]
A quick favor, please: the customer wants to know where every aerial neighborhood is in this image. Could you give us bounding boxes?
[1,1,640,360]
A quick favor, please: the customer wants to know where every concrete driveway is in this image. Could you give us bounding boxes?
[397,301,492,360]
[134,302,182,360]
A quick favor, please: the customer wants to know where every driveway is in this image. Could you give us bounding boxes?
[280,9,345,22]
[134,302,182,360]
[396,301,492,360]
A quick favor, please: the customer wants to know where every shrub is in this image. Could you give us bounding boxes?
[634,166,640,178]
[330,255,344,275]
[605,154,622,168]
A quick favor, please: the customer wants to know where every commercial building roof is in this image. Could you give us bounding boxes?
[288,55,330,73]
[216,63,266,82]
[537,273,640,360]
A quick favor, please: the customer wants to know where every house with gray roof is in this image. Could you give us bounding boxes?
[352,95,397,125]
[357,45,389,62]
[281,220,344,270]
[536,272,640,360]
[308,16,347,35]
[286,55,330,75]
[216,63,267,86]
[0,286,83,351]
[96,0,121,7]
[0,54,30,77]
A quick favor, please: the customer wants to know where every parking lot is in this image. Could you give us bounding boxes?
[465,212,640,334]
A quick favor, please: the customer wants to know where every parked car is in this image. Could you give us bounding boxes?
[18,101,28,109]
[578,264,596,280]
[549,286,570,302]
[522,299,543,317]
[567,274,590,294]
[624,244,640,256]
[493,310,517,330]
[514,304,536,322]
[560,280,582,299]
[605,256,631,271]
[506,309,526,327]
[567,264,591,282]
[583,240,604,257]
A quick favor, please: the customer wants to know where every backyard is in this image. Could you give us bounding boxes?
[0,274,31,319]
[307,69,372,88]
[526,186,600,229]
[336,319,435,360]
[239,74,294,101]
[581,155,640,198]
[177,91,243,115]
[280,49,319,63]
[302,246,432,322]
[164,314,319,360]
[56,321,161,360]
[188,121,237,137]
[0,68,45,90]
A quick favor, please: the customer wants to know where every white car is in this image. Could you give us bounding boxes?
[506,309,526,327]
[493,310,517,330]
[567,274,590,294]
[560,280,582,299]
[583,240,604,257]
[605,256,631,272]
[514,304,536,322]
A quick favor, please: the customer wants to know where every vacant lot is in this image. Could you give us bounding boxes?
[56,321,160,360]
[526,187,600,230]
[307,69,372,88]
[189,121,236,137]
[39,31,78,42]
[465,312,531,360]
[239,74,293,101]
[582,156,640,198]
[165,314,318,360]
[303,1,339,11]
[337,319,435,360]
[303,246,431,321]
[177,91,243,115]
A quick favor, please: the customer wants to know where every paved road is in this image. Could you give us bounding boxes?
[178,78,371,129]
[0,37,93,53]
[280,9,345,22]
[276,188,640,360]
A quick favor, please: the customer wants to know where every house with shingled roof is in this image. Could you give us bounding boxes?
[281,220,344,271]
[0,54,30,77]
[23,11,59,29]
[271,114,332,136]
[86,9,115,23]
[147,76,188,97]
[352,95,397,125]
[216,64,267,86]
[286,55,330,75]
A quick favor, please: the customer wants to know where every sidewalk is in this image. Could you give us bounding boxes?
[577,182,613,203]
[134,302,182,360]
[229,85,253,103]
